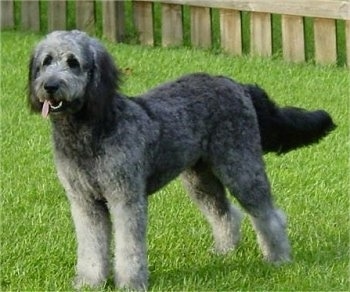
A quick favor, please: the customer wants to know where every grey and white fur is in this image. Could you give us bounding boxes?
[28,30,335,290]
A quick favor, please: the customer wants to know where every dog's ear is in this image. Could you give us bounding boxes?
[85,39,121,121]
[90,40,120,92]
[27,53,42,113]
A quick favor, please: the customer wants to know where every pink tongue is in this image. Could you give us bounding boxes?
[41,100,50,118]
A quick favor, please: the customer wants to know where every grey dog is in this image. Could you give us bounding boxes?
[28,30,335,290]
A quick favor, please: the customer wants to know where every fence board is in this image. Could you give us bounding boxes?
[21,0,40,31]
[219,9,242,55]
[250,12,272,57]
[314,18,337,64]
[161,3,183,47]
[133,1,154,45]
[48,1,66,31]
[1,0,14,29]
[1,0,348,67]
[102,1,125,42]
[76,0,95,35]
[282,15,305,62]
[155,0,350,20]
[190,6,211,48]
[346,20,350,67]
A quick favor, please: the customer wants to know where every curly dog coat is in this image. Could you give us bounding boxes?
[28,30,335,290]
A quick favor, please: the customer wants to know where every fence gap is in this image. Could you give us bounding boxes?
[271,15,283,55]
[314,18,337,64]
[48,1,66,31]
[303,17,314,62]
[282,15,305,62]
[133,1,154,46]
[102,1,125,42]
[210,8,221,50]
[241,12,250,54]
[182,5,191,47]
[152,2,162,46]
[190,6,212,49]
[219,9,242,55]
[250,12,272,57]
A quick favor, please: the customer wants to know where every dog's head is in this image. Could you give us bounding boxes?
[28,30,120,119]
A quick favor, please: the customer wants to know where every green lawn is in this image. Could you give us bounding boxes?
[1,31,349,291]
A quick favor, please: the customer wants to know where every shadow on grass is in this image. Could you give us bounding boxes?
[148,252,287,290]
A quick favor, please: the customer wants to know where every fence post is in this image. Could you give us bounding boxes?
[21,0,40,32]
[76,0,95,35]
[190,6,211,49]
[161,3,183,47]
[282,15,305,62]
[1,0,14,29]
[220,9,242,55]
[133,1,154,46]
[102,0,125,42]
[250,12,272,57]
[346,20,350,67]
[48,1,67,31]
[314,18,337,65]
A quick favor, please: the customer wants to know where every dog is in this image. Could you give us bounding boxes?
[28,30,335,290]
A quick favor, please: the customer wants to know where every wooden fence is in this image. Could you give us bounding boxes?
[1,0,349,66]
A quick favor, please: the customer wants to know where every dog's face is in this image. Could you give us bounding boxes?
[28,30,119,119]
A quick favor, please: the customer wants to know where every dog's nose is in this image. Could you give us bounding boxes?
[44,80,59,94]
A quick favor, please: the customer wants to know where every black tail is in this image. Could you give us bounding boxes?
[246,84,336,154]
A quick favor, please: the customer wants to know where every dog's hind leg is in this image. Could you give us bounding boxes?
[213,157,291,262]
[181,161,243,254]
[69,198,111,288]
[209,125,291,263]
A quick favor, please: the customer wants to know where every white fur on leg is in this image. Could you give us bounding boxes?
[70,202,111,289]
[115,252,148,290]
[250,208,291,263]
[208,204,244,254]
[110,198,148,290]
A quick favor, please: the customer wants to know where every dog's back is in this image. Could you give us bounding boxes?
[137,74,335,156]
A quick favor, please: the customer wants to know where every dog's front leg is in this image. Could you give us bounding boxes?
[109,193,148,290]
[69,198,111,289]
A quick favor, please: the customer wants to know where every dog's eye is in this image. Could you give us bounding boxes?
[43,55,53,66]
[67,56,80,69]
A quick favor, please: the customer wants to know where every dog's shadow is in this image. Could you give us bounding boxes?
[148,251,284,290]
[96,252,280,291]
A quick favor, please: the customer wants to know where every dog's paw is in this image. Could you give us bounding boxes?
[264,253,292,266]
[115,278,148,291]
[73,275,107,290]
[115,269,148,291]
[260,209,291,264]
[212,205,244,254]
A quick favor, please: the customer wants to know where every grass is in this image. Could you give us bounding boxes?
[0,30,349,291]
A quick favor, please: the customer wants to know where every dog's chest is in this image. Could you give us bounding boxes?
[55,155,104,201]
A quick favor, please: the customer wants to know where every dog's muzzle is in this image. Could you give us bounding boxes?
[40,80,69,118]
[41,99,65,118]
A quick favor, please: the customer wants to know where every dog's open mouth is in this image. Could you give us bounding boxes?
[41,100,65,118]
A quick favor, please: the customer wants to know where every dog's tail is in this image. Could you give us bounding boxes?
[246,84,336,154]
